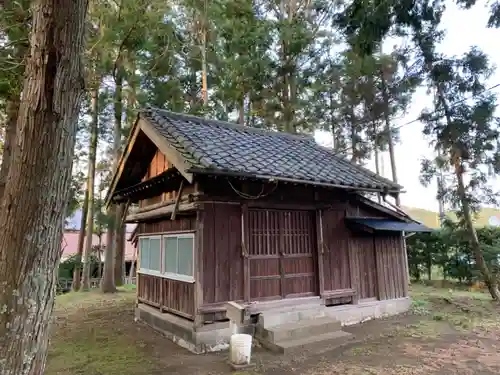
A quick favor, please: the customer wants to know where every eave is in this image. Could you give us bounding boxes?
[105,114,194,207]
[187,167,402,195]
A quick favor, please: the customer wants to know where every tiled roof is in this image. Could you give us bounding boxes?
[142,109,403,192]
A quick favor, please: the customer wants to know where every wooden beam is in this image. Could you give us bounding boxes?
[316,209,325,297]
[121,200,131,225]
[347,239,359,304]
[125,202,198,222]
[401,234,410,297]
[139,118,193,184]
[193,206,205,329]
[241,204,250,302]
[170,179,185,220]
[129,192,202,216]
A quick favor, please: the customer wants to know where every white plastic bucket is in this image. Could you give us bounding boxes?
[229,333,252,365]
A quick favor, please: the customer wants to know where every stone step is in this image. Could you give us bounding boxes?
[258,307,327,329]
[262,316,342,343]
[259,330,354,354]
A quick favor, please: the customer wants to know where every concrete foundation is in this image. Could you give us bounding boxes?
[135,297,411,354]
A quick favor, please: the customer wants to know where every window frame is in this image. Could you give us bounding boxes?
[138,235,162,277]
[161,233,195,283]
[137,232,195,283]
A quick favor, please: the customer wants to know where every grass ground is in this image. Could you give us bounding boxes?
[46,284,500,375]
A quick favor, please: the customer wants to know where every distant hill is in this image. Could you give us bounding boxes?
[403,206,500,229]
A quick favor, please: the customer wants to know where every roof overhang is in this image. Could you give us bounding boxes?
[187,167,402,195]
[352,194,413,223]
[112,168,184,204]
[345,217,433,234]
[105,114,194,207]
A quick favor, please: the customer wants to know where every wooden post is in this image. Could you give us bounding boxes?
[136,235,141,305]
[347,240,359,304]
[374,237,387,300]
[170,179,185,220]
[194,206,205,329]
[316,209,325,297]
[401,234,410,297]
[242,204,250,302]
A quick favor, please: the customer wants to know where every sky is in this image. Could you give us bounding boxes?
[315,0,500,212]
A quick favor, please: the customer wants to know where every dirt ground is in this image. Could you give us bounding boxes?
[46,285,500,375]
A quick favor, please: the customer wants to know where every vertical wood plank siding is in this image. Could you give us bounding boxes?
[247,209,317,299]
[137,273,195,319]
[202,203,244,304]
[138,216,196,234]
[140,149,194,207]
[374,234,406,299]
[134,179,408,324]
[322,207,352,291]
[320,202,407,300]
[136,216,197,319]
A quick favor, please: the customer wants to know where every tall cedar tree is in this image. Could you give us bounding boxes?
[0,0,30,196]
[419,47,500,300]
[0,0,88,373]
[81,85,100,291]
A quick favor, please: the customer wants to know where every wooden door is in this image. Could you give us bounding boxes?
[246,208,318,300]
[356,235,378,300]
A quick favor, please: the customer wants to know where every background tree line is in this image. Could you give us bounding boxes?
[407,220,500,284]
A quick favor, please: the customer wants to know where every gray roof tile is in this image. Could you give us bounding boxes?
[142,109,403,192]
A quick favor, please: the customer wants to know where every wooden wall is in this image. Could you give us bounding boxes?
[321,201,407,302]
[137,273,195,319]
[201,202,244,304]
[139,149,195,207]
[137,215,196,234]
[135,179,408,323]
[321,207,351,292]
[136,216,197,320]
[375,234,407,299]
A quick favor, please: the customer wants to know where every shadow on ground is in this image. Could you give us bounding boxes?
[46,285,500,375]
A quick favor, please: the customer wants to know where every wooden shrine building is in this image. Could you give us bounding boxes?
[106,109,431,353]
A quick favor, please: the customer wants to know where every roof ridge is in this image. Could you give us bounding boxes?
[146,107,315,143]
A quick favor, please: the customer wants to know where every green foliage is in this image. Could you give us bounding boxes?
[59,253,102,280]
[407,225,500,283]
[419,47,500,212]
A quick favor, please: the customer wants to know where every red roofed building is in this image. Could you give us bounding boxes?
[61,230,137,262]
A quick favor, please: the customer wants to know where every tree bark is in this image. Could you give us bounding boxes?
[71,187,89,291]
[380,71,400,206]
[80,86,99,291]
[0,0,87,372]
[114,203,125,286]
[0,97,20,199]
[101,209,117,292]
[453,154,500,301]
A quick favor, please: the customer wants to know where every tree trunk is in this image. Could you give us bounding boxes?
[101,210,117,293]
[112,70,124,286]
[238,96,245,125]
[373,120,381,203]
[0,97,20,199]
[0,0,87,372]
[80,86,99,291]
[453,154,500,300]
[200,26,208,106]
[114,203,125,286]
[72,187,89,291]
[380,72,400,206]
